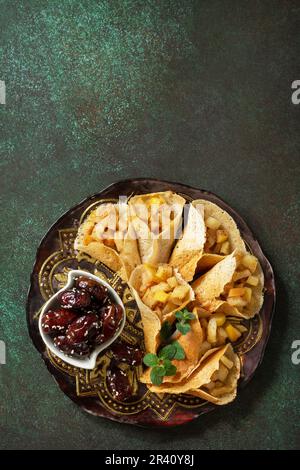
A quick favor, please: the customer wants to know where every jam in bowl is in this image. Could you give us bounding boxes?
[38,270,126,369]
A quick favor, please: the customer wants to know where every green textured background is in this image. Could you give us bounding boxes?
[0,0,299,450]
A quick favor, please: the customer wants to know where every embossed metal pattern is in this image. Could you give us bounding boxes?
[27,179,276,427]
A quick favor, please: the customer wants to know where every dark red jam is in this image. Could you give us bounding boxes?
[41,276,123,358]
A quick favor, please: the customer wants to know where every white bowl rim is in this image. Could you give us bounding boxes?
[38,269,126,370]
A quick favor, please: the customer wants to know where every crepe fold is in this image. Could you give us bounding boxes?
[140,315,203,384]
[193,199,246,272]
[145,344,240,405]
[74,202,141,281]
[169,203,206,282]
[129,191,185,266]
[129,264,194,353]
[192,251,264,319]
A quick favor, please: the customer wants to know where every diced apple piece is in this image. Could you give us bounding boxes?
[142,289,158,309]
[235,324,248,333]
[220,355,234,369]
[151,282,170,293]
[243,287,252,303]
[166,276,178,289]
[200,318,208,330]
[170,285,189,305]
[207,318,217,344]
[143,263,157,279]
[220,241,230,254]
[216,230,228,243]
[153,290,169,303]
[232,269,251,282]
[225,323,242,342]
[206,228,216,248]
[199,340,212,356]
[227,297,247,307]
[206,216,221,230]
[174,285,190,299]
[169,297,184,307]
[211,370,219,381]
[204,380,215,391]
[217,326,228,345]
[211,371,220,382]
[195,309,212,319]
[156,264,173,281]
[214,242,222,253]
[140,271,153,294]
[228,287,246,297]
[213,313,226,326]
[241,254,258,273]
[217,364,229,382]
[216,334,226,345]
[246,275,259,286]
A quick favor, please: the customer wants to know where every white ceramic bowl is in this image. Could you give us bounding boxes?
[38,269,126,369]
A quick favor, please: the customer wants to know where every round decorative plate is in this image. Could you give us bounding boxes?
[26,179,276,427]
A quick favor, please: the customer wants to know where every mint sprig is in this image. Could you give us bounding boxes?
[143,340,185,385]
[143,353,158,367]
[159,309,196,341]
[150,366,166,386]
[158,341,185,361]
[175,308,195,335]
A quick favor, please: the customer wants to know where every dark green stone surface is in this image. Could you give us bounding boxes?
[0,0,299,450]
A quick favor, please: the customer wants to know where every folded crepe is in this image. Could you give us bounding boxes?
[192,251,264,319]
[140,314,203,384]
[187,344,240,405]
[193,199,246,272]
[129,263,194,353]
[129,191,185,266]
[74,202,141,281]
[169,203,206,282]
[145,343,240,405]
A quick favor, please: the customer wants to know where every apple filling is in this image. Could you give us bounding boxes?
[139,264,191,316]
[204,216,230,255]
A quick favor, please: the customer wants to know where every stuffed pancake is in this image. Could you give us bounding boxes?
[129,191,185,266]
[193,199,246,272]
[75,202,141,281]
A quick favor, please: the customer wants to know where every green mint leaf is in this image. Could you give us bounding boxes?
[176,321,191,335]
[175,310,184,321]
[182,308,190,316]
[160,321,173,340]
[143,353,159,367]
[185,311,196,321]
[156,365,166,376]
[150,366,165,386]
[173,340,186,360]
[163,359,177,376]
[181,308,195,320]
[158,343,176,360]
